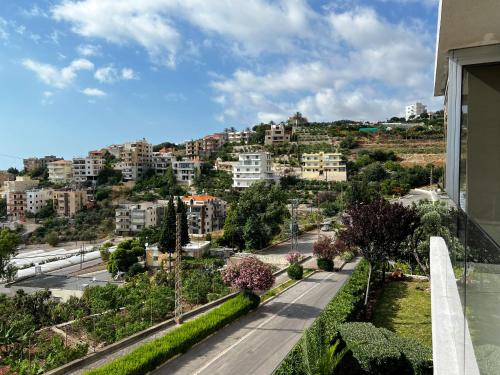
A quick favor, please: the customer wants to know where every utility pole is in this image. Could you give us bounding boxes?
[174,213,183,324]
[430,165,433,190]
[290,199,299,252]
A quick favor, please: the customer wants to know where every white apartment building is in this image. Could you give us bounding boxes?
[227,130,254,144]
[108,139,153,180]
[172,158,201,185]
[48,160,73,183]
[405,102,427,120]
[265,124,291,145]
[152,151,175,174]
[232,152,275,188]
[26,189,53,214]
[182,195,227,235]
[301,152,347,182]
[115,202,166,235]
[73,150,105,183]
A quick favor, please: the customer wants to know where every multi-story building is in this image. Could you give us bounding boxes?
[232,152,275,189]
[73,150,105,183]
[6,192,26,221]
[301,152,347,182]
[214,158,238,174]
[185,133,228,158]
[227,130,254,144]
[23,155,61,173]
[172,158,201,185]
[26,189,53,215]
[405,102,427,120]
[431,2,500,374]
[108,139,153,180]
[3,176,39,193]
[115,202,166,235]
[152,151,175,174]
[182,195,227,235]
[185,139,203,158]
[265,124,291,145]
[52,190,88,217]
[48,160,73,183]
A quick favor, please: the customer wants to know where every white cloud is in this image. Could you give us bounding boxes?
[0,17,8,40]
[121,68,136,80]
[77,44,100,56]
[82,88,107,97]
[22,5,49,18]
[41,91,54,105]
[22,58,94,88]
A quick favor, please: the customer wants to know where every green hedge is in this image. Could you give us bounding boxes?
[85,293,260,375]
[335,322,432,375]
[274,259,370,375]
[317,258,334,271]
[287,263,304,280]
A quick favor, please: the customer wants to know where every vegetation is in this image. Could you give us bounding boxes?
[372,280,431,348]
[222,256,275,292]
[0,228,20,279]
[0,197,7,219]
[287,263,304,280]
[106,239,145,276]
[85,293,260,375]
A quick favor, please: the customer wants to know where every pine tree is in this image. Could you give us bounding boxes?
[158,196,176,254]
[176,197,190,245]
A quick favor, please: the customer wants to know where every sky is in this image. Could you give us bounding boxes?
[0,0,442,169]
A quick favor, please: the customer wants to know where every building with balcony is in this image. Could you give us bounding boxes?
[26,189,53,215]
[3,176,39,194]
[432,1,500,374]
[23,155,61,173]
[182,195,227,235]
[107,139,153,180]
[172,158,201,185]
[265,124,291,145]
[232,152,275,189]
[152,150,176,174]
[185,133,228,158]
[405,102,427,120]
[73,150,105,183]
[52,190,89,217]
[48,160,73,183]
[227,130,254,144]
[7,192,26,221]
[301,152,347,182]
[115,202,166,235]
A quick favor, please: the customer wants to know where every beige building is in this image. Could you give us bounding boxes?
[301,152,347,182]
[185,133,227,158]
[214,158,237,174]
[53,190,89,217]
[23,155,61,172]
[182,195,227,235]
[115,201,167,235]
[73,150,105,183]
[3,176,39,194]
[7,192,26,221]
[152,151,175,174]
[265,124,291,145]
[146,241,211,269]
[108,139,153,181]
[227,130,254,144]
[48,160,73,183]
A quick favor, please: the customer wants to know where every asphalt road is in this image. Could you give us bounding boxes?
[153,259,359,375]
[260,230,330,257]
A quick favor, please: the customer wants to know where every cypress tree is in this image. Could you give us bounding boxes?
[176,197,190,245]
[158,196,176,270]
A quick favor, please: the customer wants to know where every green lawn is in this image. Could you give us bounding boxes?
[372,280,432,348]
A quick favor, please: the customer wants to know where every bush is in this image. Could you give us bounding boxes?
[222,256,275,292]
[274,259,369,375]
[85,293,260,375]
[334,322,433,375]
[287,263,303,280]
[317,258,333,271]
[45,232,59,247]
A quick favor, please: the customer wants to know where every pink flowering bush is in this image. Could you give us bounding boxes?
[313,235,341,260]
[222,256,275,292]
[286,251,302,265]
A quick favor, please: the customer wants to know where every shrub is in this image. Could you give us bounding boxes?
[287,263,303,280]
[286,251,302,265]
[334,322,433,375]
[274,259,370,375]
[45,232,59,247]
[85,293,260,375]
[222,256,275,292]
[317,258,334,272]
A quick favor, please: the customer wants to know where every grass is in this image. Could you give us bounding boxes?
[372,280,432,348]
[261,268,314,302]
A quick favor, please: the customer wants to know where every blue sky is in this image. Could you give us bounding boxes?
[0,0,441,169]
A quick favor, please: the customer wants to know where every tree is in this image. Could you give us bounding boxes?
[106,240,144,276]
[0,198,6,219]
[341,199,419,304]
[176,197,190,246]
[7,167,19,176]
[0,229,20,279]
[158,197,177,270]
[222,256,275,292]
[45,232,59,247]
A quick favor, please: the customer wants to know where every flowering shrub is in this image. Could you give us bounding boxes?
[222,257,275,292]
[286,251,302,265]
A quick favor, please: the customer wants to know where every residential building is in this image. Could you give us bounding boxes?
[7,192,26,221]
[214,158,237,174]
[146,241,211,269]
[108,139,153,180]
[232,152,274,188]
[115,202,166,235]
[3,176,39,194]
[432,2,500,374]
[301,152,347,182]
[73,150,105,183]
[265,124,291,145]
[185,133,228,158]
[26,189,53,215]
[227,130,254,144]
[152,151,175,174]
[48,160,73,183]
[172,158,201,185]
[182,195,227,235]
[23,155,61,172]
[52,190,89,217]
[405,102,427,120]
[185,139,203,158]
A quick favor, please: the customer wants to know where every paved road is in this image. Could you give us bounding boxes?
[260,230,330,257]
[153,260,359,375]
